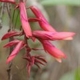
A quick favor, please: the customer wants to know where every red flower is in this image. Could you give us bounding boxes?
[30,6,56,32]
[0,0,15,3]
[19,2,32,38]
[30,6,75,40]
[33,31,75,40]
[7,41,25,63]
[39,40,66,62]
[1,31,21,40]
[24,55,47,76]
[4,40,20,48]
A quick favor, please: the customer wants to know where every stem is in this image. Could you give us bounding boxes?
[0,3,4,29]
[7,62,12,80]
[24,36,31,80]
[6,4,15,80]
[24,36,31,56]
[7,37,14,80]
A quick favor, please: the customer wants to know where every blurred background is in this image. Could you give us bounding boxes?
[0,0,80,80]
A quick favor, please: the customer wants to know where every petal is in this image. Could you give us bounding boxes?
[6,41,24,63]
[55,58,62,63]
[40,40,66,59]
[19,2,32,38]
[2,31,20,40]
[39,22,56,32]
[33,31,75,40]
[62,37,73,40]
[0,0,15,3]
[4,40,20,48]
[30,6,47,21]
[30,6,56,32]
[51,32,75,40]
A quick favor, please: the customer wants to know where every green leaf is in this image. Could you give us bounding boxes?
[40,0,80,6]
[12,9,21,29]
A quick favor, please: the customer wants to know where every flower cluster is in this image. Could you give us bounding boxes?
[1,0,75,75]
[0,0,15,3]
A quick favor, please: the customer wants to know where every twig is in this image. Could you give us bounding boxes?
[6,3,15,80]
[0,3,4,29]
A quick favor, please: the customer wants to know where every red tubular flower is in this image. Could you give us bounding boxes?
[33,31,75,40]
[1,31,21,40]
[30,6,56,32]
[30,6,75,40]
[19,2,32,38]
[4,40,20,48]
[24,55,47,75]
[39,40,66,62]
[7,41,25,63]
[0,0,15,3]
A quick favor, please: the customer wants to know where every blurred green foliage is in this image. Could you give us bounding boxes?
[75,68,80,80]
[60,71,75,80]
[60,68,80,80]
[40,0,80,6]
[12,10,21,29]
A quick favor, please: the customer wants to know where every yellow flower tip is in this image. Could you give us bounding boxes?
[63,37,73,40]
[55,58,62,63]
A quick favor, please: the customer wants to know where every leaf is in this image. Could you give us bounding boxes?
[40,0,80,6]
[12,9,21,29]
